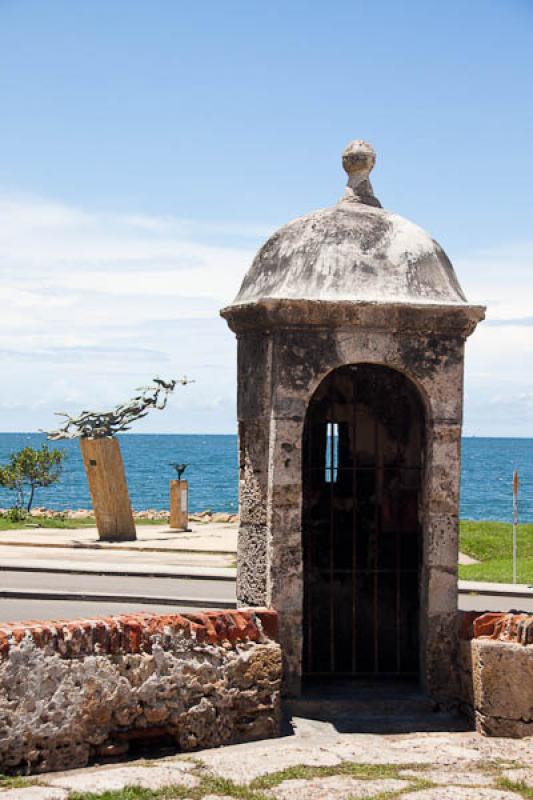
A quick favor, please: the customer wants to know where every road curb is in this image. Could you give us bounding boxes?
[459,581,533,598]
[0,539,236,556]
[0,563,236,581]
[0,588,237,608]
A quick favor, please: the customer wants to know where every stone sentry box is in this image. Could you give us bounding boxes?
[221,141,485,700]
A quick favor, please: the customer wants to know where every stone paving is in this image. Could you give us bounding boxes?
[270,776,409,798]
[1,715,532,799]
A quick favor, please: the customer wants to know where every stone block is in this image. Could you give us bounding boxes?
[426,515,458,569]
[402,789,518,800]
[237,523,267,605]
[426,568,458,616]
[0,790,68,800]
[471,639,533,727]
[272,776,409,799]
[48,763,198,792]
[501,769,533,788]
[475,712,533,738]
[272,394,307,420]
[237,333,272,420]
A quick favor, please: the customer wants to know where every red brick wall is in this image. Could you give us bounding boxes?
[0,608,278,659]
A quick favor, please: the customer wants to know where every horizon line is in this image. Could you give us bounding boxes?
[0,431,532,441]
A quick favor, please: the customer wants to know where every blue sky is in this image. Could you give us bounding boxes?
[0,0,532,435]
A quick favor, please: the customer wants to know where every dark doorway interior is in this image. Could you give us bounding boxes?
[302,364,425,680]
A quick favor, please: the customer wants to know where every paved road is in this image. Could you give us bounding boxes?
[0,570,236,621]
[459,591,533,613]
[0,569,531,622]
[0,598,207,621]
[0,569,236,600]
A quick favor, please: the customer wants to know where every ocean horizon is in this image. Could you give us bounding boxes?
[0,432,531,523]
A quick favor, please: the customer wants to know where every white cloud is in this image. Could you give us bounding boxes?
[457,243,533,436]
[0,193,266,432]
[0,192,532,436]
[458,242,533,321]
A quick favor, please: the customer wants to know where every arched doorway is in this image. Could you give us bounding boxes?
[302,364,425,680]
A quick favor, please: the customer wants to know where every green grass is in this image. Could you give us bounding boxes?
[250,761,416,790]
[0,515,95,530]
[67,778,270,800]
[497,776,533,798]
[0,773,34,789]
[0,515,168,531]
[63,762,431,800]
[69,790,164,800]
[459,520,533,584]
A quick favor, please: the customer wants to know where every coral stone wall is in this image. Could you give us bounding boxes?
[458,611,533,738]
[228,306,477,699]
[0,609,281,775]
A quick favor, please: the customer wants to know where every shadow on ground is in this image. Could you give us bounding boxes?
[283,679,472,735]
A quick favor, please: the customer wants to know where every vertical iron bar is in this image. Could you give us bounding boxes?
[373,419,380,674]
[351,372,357,673]
[305,418,312,674]
[396,457,401,673]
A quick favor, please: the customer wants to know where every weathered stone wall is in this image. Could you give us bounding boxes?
[458,611,533,738]
[0,608,281,775]
[227,302,480,700]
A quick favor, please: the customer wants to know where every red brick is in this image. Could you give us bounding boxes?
[472,611,533,644]
[0,607,279,660]
[254,608,279,641]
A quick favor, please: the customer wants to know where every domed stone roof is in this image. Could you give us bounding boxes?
[229,141,468,308]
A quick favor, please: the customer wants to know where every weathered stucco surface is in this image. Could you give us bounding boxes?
[0,610,281,774]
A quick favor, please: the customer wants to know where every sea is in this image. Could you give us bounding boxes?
[0,433,532,523]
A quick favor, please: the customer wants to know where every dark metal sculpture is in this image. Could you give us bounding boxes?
[48,377,190,440]
[169,463,188,480]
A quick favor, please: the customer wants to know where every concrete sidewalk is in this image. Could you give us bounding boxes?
[0,555,236,580]
[0,521,238,554]
[459,579,533,598]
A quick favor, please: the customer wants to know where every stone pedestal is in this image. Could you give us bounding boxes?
[80,437,136,541]
[170,479,189,529]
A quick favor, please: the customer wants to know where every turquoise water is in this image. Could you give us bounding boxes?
[0,433,531,522]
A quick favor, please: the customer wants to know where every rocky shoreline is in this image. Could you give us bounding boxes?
[0,507,239,524]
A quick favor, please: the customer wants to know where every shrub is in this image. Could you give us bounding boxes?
[2,507,28,523]
[0,445,65,512]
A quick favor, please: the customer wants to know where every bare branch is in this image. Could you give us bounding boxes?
[46,376,190,440]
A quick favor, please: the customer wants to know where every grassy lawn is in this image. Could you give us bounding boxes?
[459,519,533,584]
[0,515,167,531]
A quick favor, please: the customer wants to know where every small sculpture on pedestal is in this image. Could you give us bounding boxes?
[168,462,190,531]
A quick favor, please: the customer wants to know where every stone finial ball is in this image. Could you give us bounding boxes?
[342,140,376,178]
